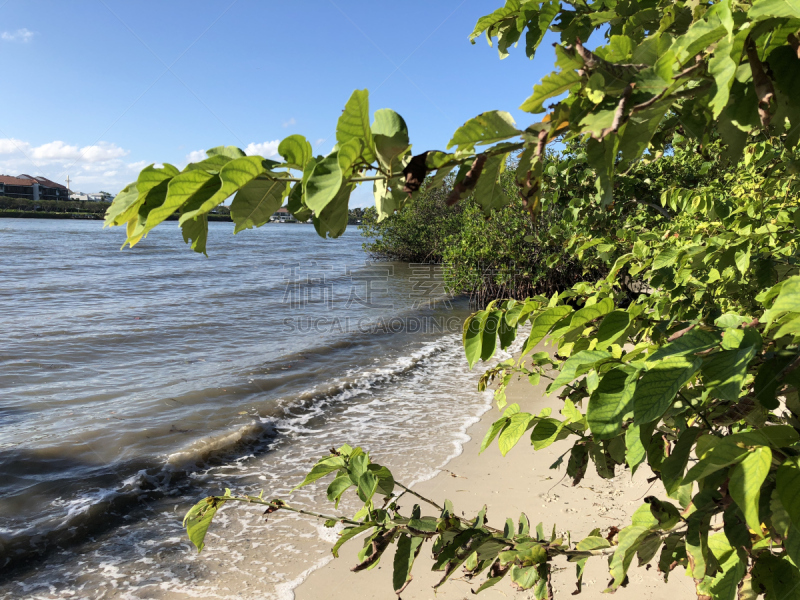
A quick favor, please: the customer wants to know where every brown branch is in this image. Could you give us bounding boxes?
[667,323,696,342]
[600,84,634,139]
[788,33,800,60]
[351,527,398,572]
[573,38,648,74]
[446,154,487,206]
[673,54,704,80]
[746,37,775,129]
[535,129,548,159]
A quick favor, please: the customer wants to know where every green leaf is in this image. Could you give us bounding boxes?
[337,138,362,176]
[481,310,503,361]
[473,153,510,214]
[126,163,180,229]
[286,181,311,222]
[469,1,521,43]
[326,473,352,508]
[708,34,737,118]
[371,109,410,171]
[474,576,504,593]
[735,246,751,275]
[548,350,612,392]
[142,169,219,236]
[618,104,670,168]
[652,247,681,269]
[207,146,245,159]
[186,154,234,173]
[179,157,265,224]
[586,135,616,206]
[647,328,721,363]
[771,276,800,313]
[526,0,559,59]
[701,335,760,402]
[595,311,631,349]
[570,297,615,328]
[368,464,395,497]
[293,456,346,490]
[278,134,313,169]
[778,457,800,532]
[575,535,611,590]
[373,178,406,221]
[587,366,640,439]
[104,183,140,227]
[499,412,533,455]
[304,153,343,213]
[393,534,423,593]
[625,424,648,473]
[520,70,581,114]
[729,447,771,534]
[336,89,375,164]
[749,0,800,20]
[531,418,567,450]
[670,2,728,63]
[608,526,650,589]
[464,311,488,369]
[446,111,520,150]
[183,496,228,552]
[522,306,572,354]
[632,356,701,425]
[481,417,509,453]
[697,531,745,600]
[180,213,208,255]
[683,436,750,483]
[661,428,700,497]
[357,470,378,503]
[313,182,352,239]
[510,565,539,589]
[332,524,372,558]
[230,178,290,233]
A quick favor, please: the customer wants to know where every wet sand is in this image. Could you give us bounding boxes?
[295,359,692,600]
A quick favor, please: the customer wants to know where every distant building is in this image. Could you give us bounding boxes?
[70,191,113,202]
[0,175,69,201]
[270,207,297,223]
[87,192,113,202]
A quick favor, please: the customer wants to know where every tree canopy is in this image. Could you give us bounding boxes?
[104,1,800,598]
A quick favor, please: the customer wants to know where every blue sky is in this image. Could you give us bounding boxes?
[0,1,557,205]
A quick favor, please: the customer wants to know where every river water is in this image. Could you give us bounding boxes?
[0,219,503,599]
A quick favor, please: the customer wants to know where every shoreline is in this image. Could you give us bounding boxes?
[0,212,234,221]
[294,352,692,600]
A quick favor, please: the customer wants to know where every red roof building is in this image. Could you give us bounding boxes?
[0,174,69,201]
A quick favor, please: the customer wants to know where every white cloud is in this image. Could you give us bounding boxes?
[244,140,280,157]
[0,138,28,154]
[185,149,207,163]
[315,138,325,146]
[0,137,136,194]
[2,28,34,43]
[0,139,129,163]
[26,141,128,163]
[282,118,296,128]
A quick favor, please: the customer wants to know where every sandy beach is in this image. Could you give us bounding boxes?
[296,362,692,600]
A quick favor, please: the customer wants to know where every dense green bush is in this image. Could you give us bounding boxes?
[361,140,726,306]
[0,196,111,215]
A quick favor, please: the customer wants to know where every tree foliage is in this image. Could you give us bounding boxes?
[104,0,800,597]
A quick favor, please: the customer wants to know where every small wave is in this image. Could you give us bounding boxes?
[0,332,462,581]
